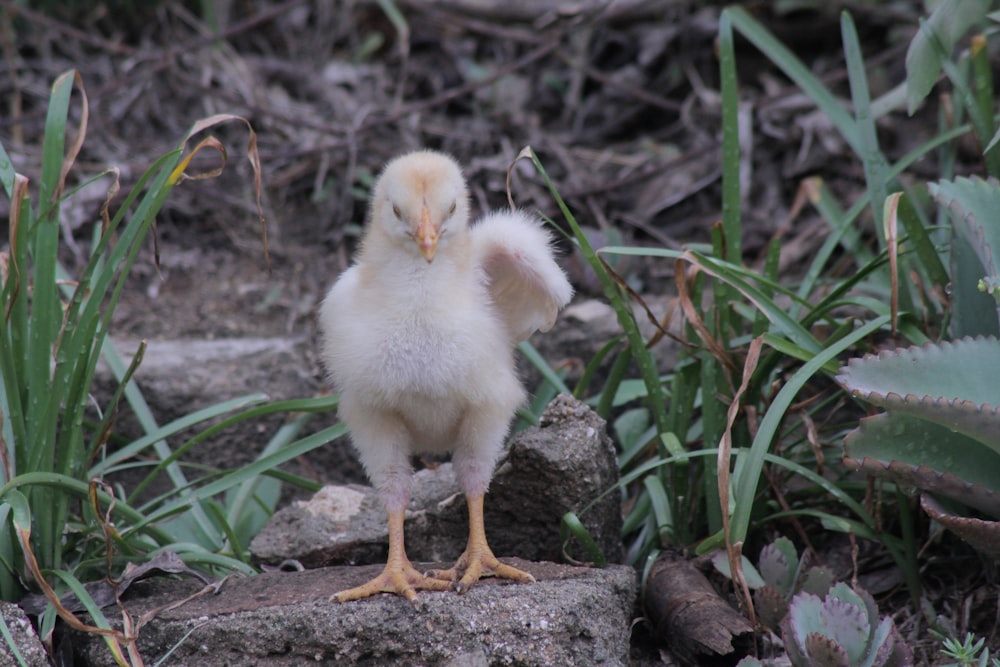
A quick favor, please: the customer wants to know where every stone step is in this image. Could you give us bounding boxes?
[72,561,637,667]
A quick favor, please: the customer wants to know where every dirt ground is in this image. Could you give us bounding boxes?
[3,1,997,663]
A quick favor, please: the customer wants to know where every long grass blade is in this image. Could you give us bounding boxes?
[517,340,570,395]
[718,10,742,263]
[133,422,348,532]
[728,315,890,544]
[843,11,890,238]
[725,6,859,152]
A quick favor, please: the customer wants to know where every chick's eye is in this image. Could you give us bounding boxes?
[392,204,403,219]
[447,201,457,217]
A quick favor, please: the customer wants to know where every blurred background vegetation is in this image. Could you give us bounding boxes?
[3,1,1000,664]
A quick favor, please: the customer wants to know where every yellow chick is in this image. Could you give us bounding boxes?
[319,150,573,603]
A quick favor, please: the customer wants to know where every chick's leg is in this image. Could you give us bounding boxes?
[427,492,535,593]
[427,407,534,592]
[332,402,451,603]
[332,506,452,604]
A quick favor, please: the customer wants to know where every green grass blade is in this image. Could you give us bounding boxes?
[724,6,859,153]
[0,611,29,667]
[601,246,821,351]
[718,9,742,263]
[596,345,632,419]
[88,393,270,476]
[0,505,17,600]
[225,413,311,543]
[101,338,218,546]
[27,70,79,569]
[0,472,173,546]
[904,0,990,114]
[970,35,1000,176]
[728,315,890,544]
[699,353,725,535]
[642,475,674,548]
[924,22,993,163]
[560,511,607,567]
[573,336,623,400]
[132,422,348,532]
[528,148,678,536]
[842,11,890,237]
[0,137,16,197]
[517,340,571,395]
[125,396,338,503]
[895,191,949,290]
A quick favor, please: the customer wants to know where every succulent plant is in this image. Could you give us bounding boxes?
[780,583,913,667]
[930,176,1000,338]
[838,175,1000,559]
[713,536,836,631]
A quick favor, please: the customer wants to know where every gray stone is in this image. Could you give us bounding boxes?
[0,602,49,667]
[104,337,317,415]
[250,394,623,568]
[73,560,637,667]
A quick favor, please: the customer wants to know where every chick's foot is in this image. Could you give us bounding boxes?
[426,492,535,593]
[333,556,452,604]
[426,539,535,594]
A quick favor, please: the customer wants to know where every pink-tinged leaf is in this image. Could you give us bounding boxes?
[921,494,1000,558]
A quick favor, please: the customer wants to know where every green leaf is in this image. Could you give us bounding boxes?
[759,536,799,595]
[930,176,1000,334]
[724,6,859,153]
[844,413,1000,516]
[729,316,891,543]
[3,490,31,532]
[711,550,766,589]
[0,611,29,667]
[905,0,991,114]
[133,423,347,532]
[518,340,571,395]
[843,11,890,235]
[560,512,607,567]
[718,9,742,263]
[643,476,674,546]
[838,337,1000,452]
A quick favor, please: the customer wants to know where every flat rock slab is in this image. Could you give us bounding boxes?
[0,602,49,667]
[73,560,637,667]
[250,394,624,568]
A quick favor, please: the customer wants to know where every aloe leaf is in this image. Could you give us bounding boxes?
[839,337,1000,448]
[758,536,798,595]
[844,413,1000,517]
[819,595,869,665]
[921,494,1000,558]
[929,176,1000,273]
[784,592,825,654]
[803,634,851,666]
[825,582,867,618]
[711,550,766,589]
[864,616,897,667]
[929,177,1000,325]
[905,0,991,114]
[753,585,790,632]
[951,230,1000,337]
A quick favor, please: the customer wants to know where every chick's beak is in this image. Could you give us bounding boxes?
[415,206,438,262]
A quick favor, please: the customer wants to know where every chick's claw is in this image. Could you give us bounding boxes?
[332,560,452,605]
[426,547,536,594]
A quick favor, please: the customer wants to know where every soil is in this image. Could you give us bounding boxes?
[3,1,997,664]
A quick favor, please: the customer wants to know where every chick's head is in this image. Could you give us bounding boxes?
[371,150,470,262]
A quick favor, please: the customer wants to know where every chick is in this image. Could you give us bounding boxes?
[319,150,572,603]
